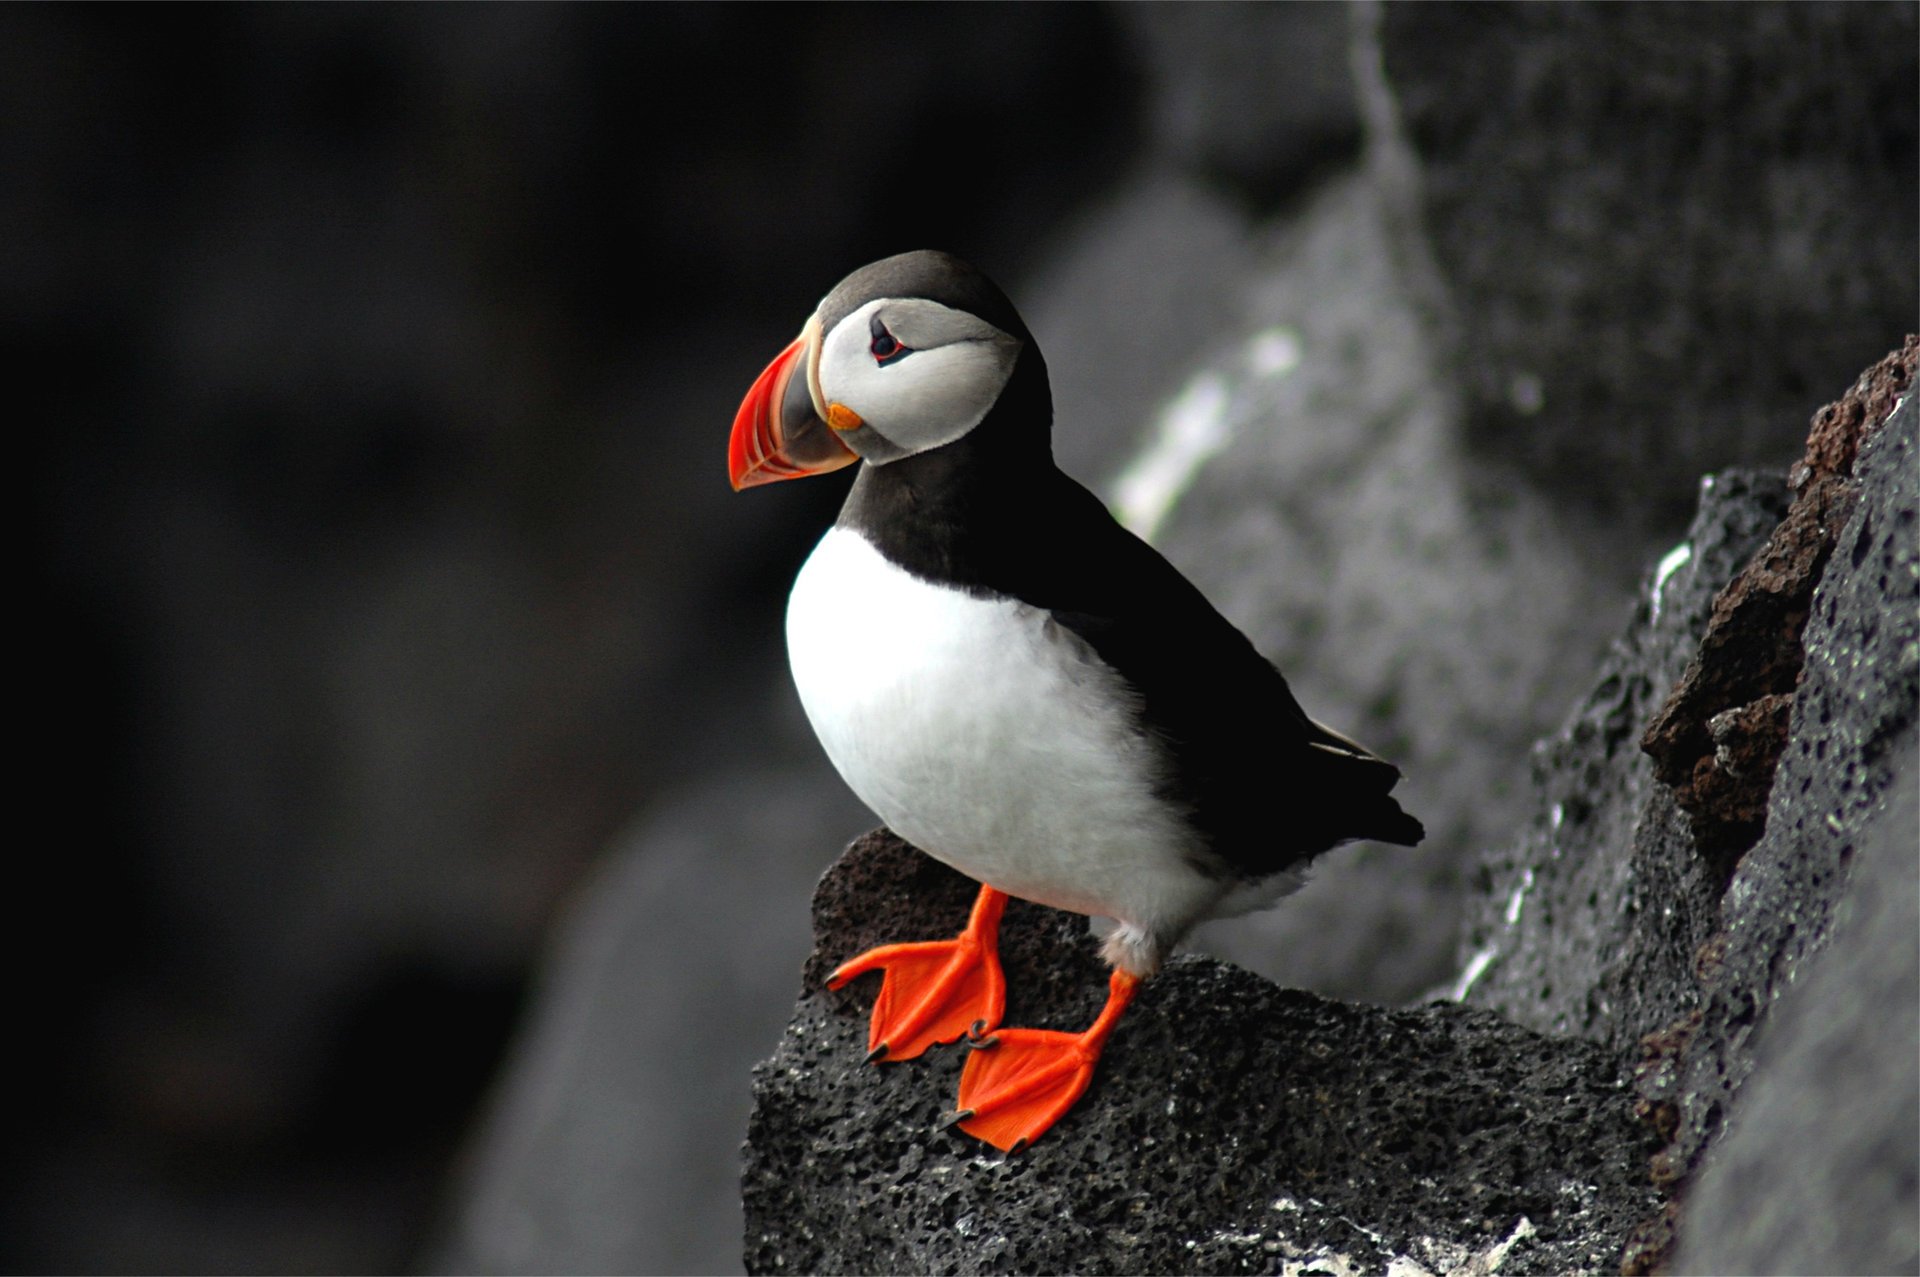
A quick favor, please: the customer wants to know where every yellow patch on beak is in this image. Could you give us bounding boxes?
[827,402,864,433]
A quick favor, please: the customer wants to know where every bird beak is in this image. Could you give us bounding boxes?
[729,313,857,490]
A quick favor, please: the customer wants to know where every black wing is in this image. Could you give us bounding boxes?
[1005,475,1424,877]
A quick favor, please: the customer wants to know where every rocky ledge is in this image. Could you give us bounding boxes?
[746,834,1659,1276]
[742,344,1917,1275]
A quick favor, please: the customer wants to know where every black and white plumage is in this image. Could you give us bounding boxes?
[744,250,1423,980]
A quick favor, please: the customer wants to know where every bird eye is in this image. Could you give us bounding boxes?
[869,316,910,365]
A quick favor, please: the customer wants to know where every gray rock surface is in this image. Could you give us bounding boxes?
[1036,83,1629,1006]
[1676,745,1919,1277]
[1379,2,1918,541]
[431,749,871,1276]
[1650,372,1919,1261]
[744,834,1659,1277]
[1454,468,1789,1053]
[1118,1,1363,210]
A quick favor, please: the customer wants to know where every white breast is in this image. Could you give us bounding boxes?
[786,526,1217,942]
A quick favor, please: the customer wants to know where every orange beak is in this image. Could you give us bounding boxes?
[728,315,858,490]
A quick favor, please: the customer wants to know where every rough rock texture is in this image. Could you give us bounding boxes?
[1644,338,1920,864]
[1674,745,1919,1277]
[1641,378,1919,1269]
[1457,374,1919,1273]
[1452,467,1788,1056]
[745,835,1659,1277]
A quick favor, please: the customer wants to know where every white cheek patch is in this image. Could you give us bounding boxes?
[818,298,1021,458]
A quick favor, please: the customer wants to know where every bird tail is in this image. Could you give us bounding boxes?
[1303,718,1425,847]
[1357,799,1425,847]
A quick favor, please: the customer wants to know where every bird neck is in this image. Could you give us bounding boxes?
[837,347,1059,587]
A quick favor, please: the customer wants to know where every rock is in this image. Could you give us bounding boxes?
[1034,4,1918,1010]
[1645,359,1919,1257]
[1038,156,1628,1008]
[1452,466,1789,1055]
[1454,360,1917,1271]
[425,754,871,1277]
[1378,3,1919,539]
[743,834,1660,1276]
[1117,2,1363,211]
[1673,744,1919,1277]
[1644,338,1919,864]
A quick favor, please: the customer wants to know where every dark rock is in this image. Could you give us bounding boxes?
[1674,743,1919,1276]
[429,758,872,1277]
[1455,358,1918,1271]
[1643,338,1919,864]
[1649,366,1919,1238]
[744,835,1660,1276]
[1379,4,1919,540]
[1455,467,1790,1054]
[1118,2,1363,211]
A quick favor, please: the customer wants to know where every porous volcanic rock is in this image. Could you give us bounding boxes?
[745,834,1660,1277]
[1456,359,1918,1272]
[1453,468,1790,1055]
[1674,744,1919,1277]
[1643,338,1919,863]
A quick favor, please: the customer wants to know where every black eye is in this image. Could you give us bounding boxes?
[869,316,910,364]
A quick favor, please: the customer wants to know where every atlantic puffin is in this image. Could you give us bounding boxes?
[729,250,1422,1151]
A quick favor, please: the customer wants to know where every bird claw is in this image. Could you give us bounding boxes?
[864,1043,890,1064]
[937,1108,976,1131]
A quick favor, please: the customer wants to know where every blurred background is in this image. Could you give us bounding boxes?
[11,4,1914,1274]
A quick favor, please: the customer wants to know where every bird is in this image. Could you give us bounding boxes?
[728,250,1423,1152]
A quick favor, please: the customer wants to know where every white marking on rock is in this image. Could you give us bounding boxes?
[1476,1216,1537,1274]
[1503,866,1534,926]
[1651,542,1692,622]
[1450,947,1497,1002]
[1280,1253,1366,1277]
[1113,370,1233,543]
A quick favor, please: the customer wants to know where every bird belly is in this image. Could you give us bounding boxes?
[787,527,1214,935]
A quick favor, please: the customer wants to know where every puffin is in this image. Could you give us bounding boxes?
[728,250,1422,1152]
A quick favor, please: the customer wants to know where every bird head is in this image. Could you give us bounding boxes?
[729,251,1030,490]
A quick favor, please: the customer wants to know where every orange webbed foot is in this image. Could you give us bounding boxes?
[827,885,1008,1062]
[953,968,1139,1151]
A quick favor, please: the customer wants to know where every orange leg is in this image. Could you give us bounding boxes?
[952,967,1139,1152]
[826,884,1008,1063]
